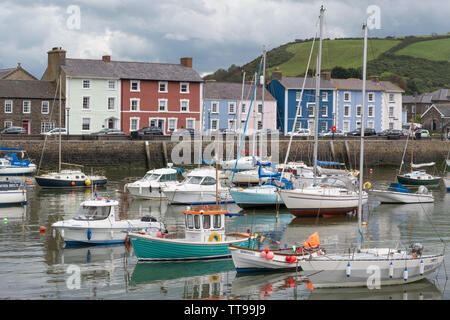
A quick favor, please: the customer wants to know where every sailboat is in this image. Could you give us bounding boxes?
[297,20,444,288]
[397,122,441,186]
[279,7,367,218]
[444,152,450,192]
[35,74,107,189]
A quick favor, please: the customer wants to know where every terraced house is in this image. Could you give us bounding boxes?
[41,47,203,135]
[203,81,277,135]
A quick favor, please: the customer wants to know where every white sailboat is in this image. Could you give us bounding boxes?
[279,7,366,218]
[444,159,450,192]
[298,19,444,288]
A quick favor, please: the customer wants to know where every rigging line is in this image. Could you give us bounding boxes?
[37,76,60,175]
[280,28,318,181]
[231,57,263,184]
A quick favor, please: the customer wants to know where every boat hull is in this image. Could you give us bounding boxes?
[370,189,434,204]
[0,166,36,176]
[35,177,107,188]
[299,253,443,288]
[0,190,27,206]
[230,186,284,209]
[164,189,234,205]
[126,183,175,199]
[129,233,253,261]
[397,175,441,186]
[279,189,367,217]
[444,177,450,192]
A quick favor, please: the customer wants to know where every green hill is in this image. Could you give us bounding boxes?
[203,34,450,95]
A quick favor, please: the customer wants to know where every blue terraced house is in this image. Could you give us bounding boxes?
[266,70,336,135]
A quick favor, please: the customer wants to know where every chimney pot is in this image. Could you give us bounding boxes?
[102,55,111,63]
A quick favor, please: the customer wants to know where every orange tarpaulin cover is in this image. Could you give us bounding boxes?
[303,232,320,249]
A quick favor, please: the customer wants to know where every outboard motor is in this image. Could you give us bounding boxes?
[417,185,428,194]
[410,243,423,256]
[141,215,157,222]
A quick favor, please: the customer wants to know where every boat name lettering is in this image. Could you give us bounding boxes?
[239,249,256,255]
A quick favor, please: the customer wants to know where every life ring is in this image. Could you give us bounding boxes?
[209,233,221,242]
[85,179,91,186]
[363,181,372,190]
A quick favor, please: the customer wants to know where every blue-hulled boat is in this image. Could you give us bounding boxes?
[128,205,255,261]
[445,160,450,192]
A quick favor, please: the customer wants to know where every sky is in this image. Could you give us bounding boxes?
[1,0,449,79]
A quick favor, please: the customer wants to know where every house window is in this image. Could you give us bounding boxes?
[130,118,139,131]
[130,80,140,92]
[294,121,302,131]
[257,120,263,130]
[296,91,301,101]
[23,101,31,114]
[307,120,315,132]
[241,103,246,114]
[368,93,374,102]
[229,119,236,130]
[321,121,327,133]
[108,97,115,111]
[41,101,50,114]
[368,105,374,117]
[389,106,394,118]
[211,119,219,131]
[82,80,91,89]
[389,94,395,103]
[4,100,12,113]
[82,96,90,110]
[211,102,219,113]
[367,120,374,129]
[389,122,394,130]
[180,82,189,93]
[158,99,167,112]
[82,118,90,131]
[343,120,350,132]
[130,99,140,111]
[308,103,315,117]
[180,99,189,112]
[159,81,168,93]
[241,120,246,129]
[344,92,351,102]
[356,121,361,129]
[41,121,54,133]
[168,118,177,132]
[4,121,12,128]
[356,105,362,117]
[108,80,116,90]
[321,106,328,117]
[229,102,236,114]
[321,92,328,102]
[258,104,263,113]
[296,106,302,117]
[186,118,195,129]
[344,105,350,117]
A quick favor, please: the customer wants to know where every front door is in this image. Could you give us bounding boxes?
[108,118,114,129]
[22,120,30,134]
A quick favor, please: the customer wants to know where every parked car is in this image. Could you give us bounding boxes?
[130,126,164,140]
[386,129,404,139]
[91,128,126,135]
[346,128,376,136]
[172,128,200,136]
[286,128,311,136]
[320,129,345,137]
[42,128,67,136]
[1,126,26,134]
[417,129,430,138]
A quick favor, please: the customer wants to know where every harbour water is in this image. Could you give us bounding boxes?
[0,166,449,300]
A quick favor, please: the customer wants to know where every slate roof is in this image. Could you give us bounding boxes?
[277,77,336,90]
[332,79,385,91]
[0,80,60,99]
[0,68,15,79]
[62,58,203,82]
[430,89,450,102]
[203,81,275,101]
[429,103,450,118]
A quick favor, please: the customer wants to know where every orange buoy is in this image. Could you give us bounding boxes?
[71,181,75,186]
[40,226,46,232]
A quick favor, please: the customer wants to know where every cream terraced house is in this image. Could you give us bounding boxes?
[379,81,404,131]
[42,48,121,134]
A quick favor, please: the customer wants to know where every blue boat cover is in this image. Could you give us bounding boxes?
[4,153,31,167]
[388,182,410,193]
[317,161,343,166]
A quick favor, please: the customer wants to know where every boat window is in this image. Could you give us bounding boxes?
[213,214,221,228]
[73,205,111,221]
[81,176,85,179]
[55,176,61,179]
[201,177,216,185]
[76,176,79,179]
[194,215,200,229]
[185,176,203,184]
[203,215,211,229]
[143,173,159,181]
[186,214,194,229]
[159,174,176,182]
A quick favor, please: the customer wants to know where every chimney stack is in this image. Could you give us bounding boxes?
[321,70,331,81]
[102,55,111,63]
[180,57,193,68]
[42,47,66,82]
[271,67,282,81]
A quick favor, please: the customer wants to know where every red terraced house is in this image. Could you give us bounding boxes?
[118,57,203,135]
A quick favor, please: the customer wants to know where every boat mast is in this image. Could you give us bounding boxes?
[313,5,324,179]
[259,47,266,159]
[238,71,246,152]
[59,73,62,173]
[411,117,414,173]
[358,23,368,249]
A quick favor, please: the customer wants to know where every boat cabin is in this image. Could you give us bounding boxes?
[142,168,178,183]
[182,206,226,242]
[73,199,119,221]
